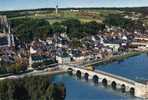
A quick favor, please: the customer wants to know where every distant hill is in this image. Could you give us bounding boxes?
[0,7,148,16]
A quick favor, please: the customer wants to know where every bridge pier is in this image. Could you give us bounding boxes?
[64,65,148,99]
[124,86,130,92]
[107,80,112,86]
[116,83,121,89]
[134,83,148,99]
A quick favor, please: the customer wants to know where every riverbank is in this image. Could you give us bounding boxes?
[89,51,142,67]
[0,66,66,81]
[0,51,143,80]
[105,51,141,63]
[0,74,66,100]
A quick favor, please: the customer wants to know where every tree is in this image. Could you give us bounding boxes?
[62,18,84,39]
[13,85,30,100]
[83,21,105,35]
[0,76,66,100]
[0,80,9,100]
[11,18,52,42]
[125,20,145,33]
[15,63,21,73]
[52,22,66,34]
[103,14,131,28]
[70,40,82,48]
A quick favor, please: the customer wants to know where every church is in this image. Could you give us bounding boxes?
[0,15,15,48]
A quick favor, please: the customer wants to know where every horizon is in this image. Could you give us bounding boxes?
[0,0,148,11]
[1,6,148,12]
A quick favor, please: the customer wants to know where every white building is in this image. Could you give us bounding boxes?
[30,47,37,54]
[56,55,71,64]
[103,43,120,52]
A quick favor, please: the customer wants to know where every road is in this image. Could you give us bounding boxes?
[0,52,139,81]
[0,66,66,81]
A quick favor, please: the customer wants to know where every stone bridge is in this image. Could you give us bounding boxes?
[62,65,148,99]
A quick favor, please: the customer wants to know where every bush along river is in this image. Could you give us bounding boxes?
[0,76,66,100]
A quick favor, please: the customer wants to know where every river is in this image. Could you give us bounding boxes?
[95,53,148,81]
[50,54,148,100]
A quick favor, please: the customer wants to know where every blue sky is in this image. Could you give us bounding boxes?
[0,0,148,11]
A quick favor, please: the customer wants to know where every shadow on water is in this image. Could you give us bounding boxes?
[51,73,143,100]
[117,59,124,64]
[67,73,140,99]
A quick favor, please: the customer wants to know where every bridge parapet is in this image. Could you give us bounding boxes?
[95,69,136,85]
[62,64,148,99]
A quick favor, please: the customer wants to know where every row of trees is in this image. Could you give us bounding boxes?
[0,62,27,75]
[103,14,146,33]
[62,19,105,39]
[0,76,66,100]
[10,15,146,42]
[10,18,105,42]
[11,18,52,42]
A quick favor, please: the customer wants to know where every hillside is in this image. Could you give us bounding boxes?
[0,7,148,42]
[0,7,147,25]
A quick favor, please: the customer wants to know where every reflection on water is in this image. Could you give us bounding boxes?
[50,54,148,100]
[51,74,141,100]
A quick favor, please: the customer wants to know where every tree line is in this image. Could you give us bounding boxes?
[0,62,28,75]
[10,18,105,42]
[10,14,146,43]
[0,75,66,100]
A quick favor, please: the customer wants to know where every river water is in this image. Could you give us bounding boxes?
[95,53,148,81]
[50,54,148,100]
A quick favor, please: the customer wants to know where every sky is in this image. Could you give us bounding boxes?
[0,0,148,11]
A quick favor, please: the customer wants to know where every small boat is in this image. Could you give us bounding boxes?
[86,65,95,71]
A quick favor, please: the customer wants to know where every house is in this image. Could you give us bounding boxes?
[29,39,56,67]
[46,37,53,45]
[30,39,49,55]
[130,36,148,51]
[100,36,120,52]
[56,52,71,64]
[69,49,90,62]
[56,36,69,48]
[103,43,120,52]
[29,55,51,67]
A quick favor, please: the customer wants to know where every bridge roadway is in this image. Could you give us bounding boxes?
[131,42,148,47]
[62,64,148,99]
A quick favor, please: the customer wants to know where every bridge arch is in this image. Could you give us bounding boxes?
[84,73,89,81]
[102,78,108,87]
[92,75,99,84]
[76,70,81,79]
[111,81,117,90]
[121,84,126,93]
[129,87,135,96]
[67,68,73,75]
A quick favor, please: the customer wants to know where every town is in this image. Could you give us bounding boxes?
[0,7,148,99]
[0,11,148,74]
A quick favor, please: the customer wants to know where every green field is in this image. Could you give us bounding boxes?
[6,8,148,28]
[8,9,124,24]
